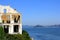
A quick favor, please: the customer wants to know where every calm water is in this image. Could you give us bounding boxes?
[23,26,60,40]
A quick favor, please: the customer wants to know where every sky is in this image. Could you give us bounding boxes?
[0,0,60,26]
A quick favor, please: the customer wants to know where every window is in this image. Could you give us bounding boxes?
[14,25,19,32]
[14,15,20,23]
[4,9,7,13]
[7,20,10,23]
[4,25,9,33]
[2,20,4,23]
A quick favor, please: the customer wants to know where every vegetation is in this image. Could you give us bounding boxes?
[0,27,7,40]
[22,30,31,40]
[0,27,31,40]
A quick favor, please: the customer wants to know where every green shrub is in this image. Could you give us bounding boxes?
[22,30,31,40]
[0,27,31,40]
[6,34,24,40]
[0,26,7,40]
[6,30,31,40]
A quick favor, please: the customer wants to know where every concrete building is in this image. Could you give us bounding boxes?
[0,5,22,34]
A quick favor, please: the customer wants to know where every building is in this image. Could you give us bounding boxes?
[0,5,22,34]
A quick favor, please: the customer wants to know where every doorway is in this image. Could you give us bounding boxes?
[14,25,19,32]
[4,25,9,33]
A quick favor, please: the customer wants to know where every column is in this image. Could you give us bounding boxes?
[19,24,22,34]
[10,14,14,23]
[0,14,2,23]
[19,14,22,34]
[9,24,13,34]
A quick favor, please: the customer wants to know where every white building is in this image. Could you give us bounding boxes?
[0,5,22,34]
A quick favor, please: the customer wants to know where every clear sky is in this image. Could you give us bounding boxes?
[0,0,60,26]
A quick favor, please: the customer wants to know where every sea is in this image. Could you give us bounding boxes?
[23,26,60,40]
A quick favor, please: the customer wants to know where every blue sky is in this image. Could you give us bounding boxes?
[0,0,60,26]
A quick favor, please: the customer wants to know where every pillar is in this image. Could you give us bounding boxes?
[9,24,13,34]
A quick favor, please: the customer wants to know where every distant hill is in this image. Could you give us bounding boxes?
[34,24,60,28]
[23,24,60,28]
[34,25,44,27]
[48,25,60,27]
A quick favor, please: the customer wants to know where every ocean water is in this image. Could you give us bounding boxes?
[23,26,60,40]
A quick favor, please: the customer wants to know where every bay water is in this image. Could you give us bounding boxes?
[23,26,60,40]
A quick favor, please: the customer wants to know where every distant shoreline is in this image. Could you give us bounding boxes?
[33,25,60,28]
